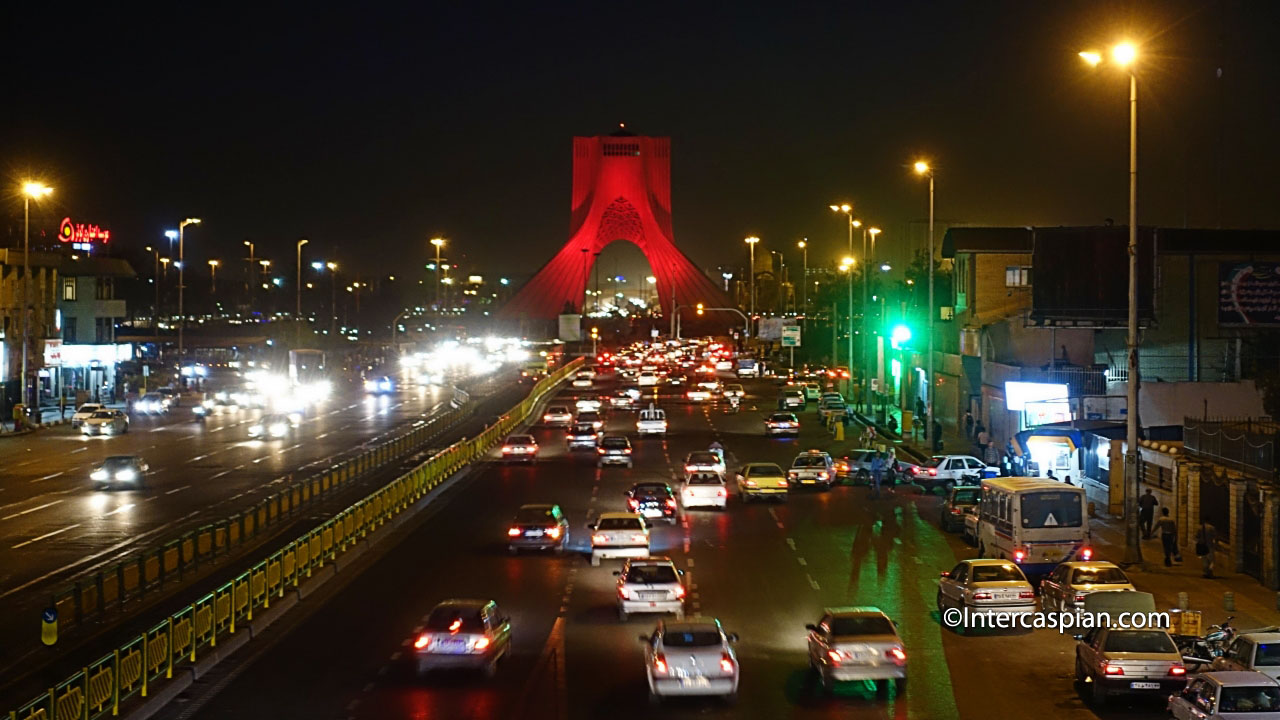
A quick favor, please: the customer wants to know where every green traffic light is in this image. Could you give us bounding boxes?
[890,324,912,349]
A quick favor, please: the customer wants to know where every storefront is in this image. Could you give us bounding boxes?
[40,341,133,405]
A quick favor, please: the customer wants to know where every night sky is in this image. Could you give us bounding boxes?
[7,1,1280,286]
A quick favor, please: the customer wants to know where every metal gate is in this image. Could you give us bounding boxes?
[1199,470,1231,539]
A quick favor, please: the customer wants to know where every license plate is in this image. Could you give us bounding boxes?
[681,676,710,688]
[1129,681,1160,690]
[639,592,666,600]
[524,529,544,537]
[435,640,467,654]
[642,509,663,518]
[1044,549,1062,561]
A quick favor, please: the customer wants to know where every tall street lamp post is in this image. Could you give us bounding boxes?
[744,237,760,337]
[914,161,935,448]
[1081,41,1142,564]
[208,260,219,293]
[327,262,338,335]
[867,227,881,412]
[296,239,309,341]
[20,182,53,413]
[839,256,856,394]
[430,237,445,311]
[145,245,161,339]
[829,204,855,389]
[797,240,808,316]
[177,218,201,365]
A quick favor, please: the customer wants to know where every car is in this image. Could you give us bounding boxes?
[666,373,686,387]
[615,557,686,621]
[572,372,594,389]
[714,359,733,371]
[806,607,908,694]
[597,435,634,468]
[735,360,759,378]
[765,412,800,437]
[363,376,395,394]
[543,405,574,427]
[81,409,130,436]
[587,512,650,566]
[780,390,806,410]
[575,395,602,413]
[803,383,822,401]
[71,403,104,428]
[609,391,635,409]
[909,455,990,494]
[501,434,539,464]
[90,455,149,490]
[818,399,847,422]
[248,413,298,439]
[680,472,728,510]
[682,450,726,477]
[626,482,678,524]
[636,406,667,435]
[157,386,182,407]
[638,371,659,387]
[576,410,603,430]
[1211,633,1280,680]
[695,378,721,393]
[621,386,642,401]
[1074,592,1186,705]
[722,384,745,399]
[685,388,712,402]
[1040,561,1135,614]
[567,422,602,450]
[578,367,597,379]
[413,599,511,678]
[135,393,170,415]
[940,486,981,532]
[963,510,980,545]
[507,504,568,553]
[736,462,789,502]
[641,619,739,703]
[788,450,835,490]
[936,558,1036,617]
[1170,671,1280,717]
[836,449,878,483]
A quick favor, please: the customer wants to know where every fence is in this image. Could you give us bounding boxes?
[9,359,579,720]
[1183,416,1278,481]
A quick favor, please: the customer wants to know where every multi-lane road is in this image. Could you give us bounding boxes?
[158,370,1170,720]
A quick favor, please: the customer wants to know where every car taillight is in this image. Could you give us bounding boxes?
[720,653,735,673]
[972,591,993,600]
[788,472,798,479]
[653,654,669,674]
[685,465,696,473]
[472,637,490,651]
[597,447,606,454]
[630,534,647,543]
[818,472,829,480]
[627,498,639,510]
[928,468,937,476]
[623,448,631,454]
[592,533,609,544]
[950,507,963,514]
[827,650,843,665]
[1019,590,1035,599]
[665,498,676,507]
[717,488,727,497]
[1013,549,1026,562]
[1103,663,1124,676]
[1074,593,1087,603]
[414,634,430,649]
[674,585,686,599]
[543,415,552,421]
[1169,665,1186,676]
[745,480,757,487]
[1079,547,1093,561]
[501,446,513,453]
[618,586,630,600]
[508,527,521,537]
[545,526,562,539]
[886,647,907,664]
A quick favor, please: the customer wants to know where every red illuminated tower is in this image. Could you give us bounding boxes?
[500,129,727,319]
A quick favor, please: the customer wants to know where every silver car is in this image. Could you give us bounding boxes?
[1039,561,1135,613]
[1169,671,1280,718]
[1075,626,1187,705]
[806,607,907,693]
[641,619,739,703]
[936,559,1036,618]
[615,557,685,621]
[81,410,130,436]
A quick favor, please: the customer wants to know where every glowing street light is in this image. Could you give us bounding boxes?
[20,181,53,411]
[913,159,935,442]
[797,239,809,314]
[208,259,220,293]
[745,236,760,335]
[177,218,201,363]
[430,237,446,310]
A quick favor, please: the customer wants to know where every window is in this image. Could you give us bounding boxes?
[1020,491,1084,528]
[62,279,76,301]
[95,277,114,300]
[1006,266,1032,287]
[63,317,77,341]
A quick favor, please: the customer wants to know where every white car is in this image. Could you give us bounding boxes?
[636,406,667,435]
[1039,561,1135,613]
[682,451,726,477]
[588,512,650,566]
[615,557,686,621]
[680,472,727,510]
[543,405,574,427]
[714,359,733,371]
[642,619,739,703]
[910,455,992,494]
[81,410,130,436]
[803,383,822,401]
[685,388,712,402]
[1170,671,1280,718]
[576,395,602,413]
[806,607,907,693]
[71,403,104,428]
[135,393,170,415]
[572,373,594,389]
[788,450,835,490]
[722,384,745,399]
[638,371,659,387]
[936,559,1036,619]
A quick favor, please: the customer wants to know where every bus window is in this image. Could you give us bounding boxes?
[1020,491,1083,528]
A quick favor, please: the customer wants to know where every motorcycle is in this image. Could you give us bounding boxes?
[1177,616,1236,665]
[727,396,740,413]
[192,404,208,423]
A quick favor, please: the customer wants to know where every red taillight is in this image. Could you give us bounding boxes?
[653,654,668,674]
[473,637,490,651]
[627,498,639,509]
[543,415,552,421]
[674,585,686,599]
[887,647,907,663]
[1169,665,1186,676]
[617,586,629,600]
[1013,549,1026,562]
[818,472,829,480]
[623,448,631,454]
[972,591,993,600]
[1019,590,1035,599]
[597,447,606,454]
[1103,663,1124,676]
[501,446,513,453]
[414,634,430,649]
[720,653,735,673]
[928,468,937,476]
[592,533,609,544]
[1075,593,1087,603]
[507,527,521,537]
[827,650,843,665]
[630,534,647,543]
[1080,547,1094,561]
[665,498,676,507]
[545,526,562,539]
[685,465,696,473]
[448,619,462,633]
[716,488,727,497]
[950,507,963,514]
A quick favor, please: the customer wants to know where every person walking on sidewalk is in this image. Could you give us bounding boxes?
[932,419,943,453]
[870,452,885,499]
[1138,489,1158,539]
[963,411,974,440]
[1155,507,1181,566]
[1196,518,1218,579]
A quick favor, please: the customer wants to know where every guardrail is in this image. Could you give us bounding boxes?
[10,359,580,720]
[41,386,475,645]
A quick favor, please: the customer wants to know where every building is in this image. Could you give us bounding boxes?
[0,249,61,409]
[47,255,137,404]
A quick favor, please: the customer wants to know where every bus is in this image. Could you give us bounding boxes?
[975,477,1090,579]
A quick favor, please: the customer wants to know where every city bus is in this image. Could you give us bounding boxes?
[975,477,1090,579]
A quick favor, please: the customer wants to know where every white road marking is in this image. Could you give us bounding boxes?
[103,503,135,517]
[31,471,64,483]
[188,454,210,463]
[13,523,82,548]
[785,537,796,550]
[70,447,87,454]
[2,500,63,520]
[316,432,330,440]
[797,557,807,566]
[165,485,190,495]
[806,573,821,590]
[210,470,231,479]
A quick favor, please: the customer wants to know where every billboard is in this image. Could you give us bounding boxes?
[1004,381,1068,411]
[758,318,785,340]
[1030,226,1155,326]
[557,314,582,342]
[781,325,801,347]
[1219,262,1280,326]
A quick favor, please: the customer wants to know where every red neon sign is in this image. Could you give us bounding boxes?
[58,217,111,244]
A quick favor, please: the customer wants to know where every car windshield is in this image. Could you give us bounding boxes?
[952,488,980,504]
[597,517,642,530]
[143,394,162,401]
[830,616,896,636]
[1071,567,1130,585]
[925,457,946,468]
[571,424,595,434]
[686,473,722,485]
[632,485,669,498]
[1257,643,1280,666]
[425,606,485,633]
[748,466,784,477]
[663,630,722,647]
[506,435,534,445]
[602,437,628,449]
[687,452,719,465]
[1020,491,1084,529]
[970,564,1026,583]
[626,565,678,584]
[77,405,102,413]
[1102,630,1177,654]
[515,508,556,524]
[577,413,599,421]
[102,457,137,470]
[769,414,796,422]
[1219,686,1280,713]
[793,456,828,467]
[549,407,568,414]
[91,411,114,419]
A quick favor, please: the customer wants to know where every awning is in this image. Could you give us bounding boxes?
[1012,427,1085,456]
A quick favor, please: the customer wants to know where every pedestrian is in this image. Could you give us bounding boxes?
[1196,517,1218,579]
[58,394,65,419]
[964,411,975,440]
[975,422,989,455]
[1046,469,1056,481]
[1138,488,1158,539]
[1155,507,1180,566]
[932,419,943,453]
[870,452,885,499]
[1062,474,1073,486]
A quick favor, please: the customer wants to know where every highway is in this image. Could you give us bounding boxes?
[160,370,1170,720]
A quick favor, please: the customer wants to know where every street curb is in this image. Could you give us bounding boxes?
[191,631,250,680]
[121,669,194,720]
[248,593,299,638]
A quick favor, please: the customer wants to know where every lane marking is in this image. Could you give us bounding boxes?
[785,537,796,550]
[165,485,190,495]
[797,557,807,566]
[806,573,821,590]
[103,503,135,517]
[210,470,231,479]
[31,471,65,484]
[2,500,63,521]
[70,447,88,454]
[13,523,82,549]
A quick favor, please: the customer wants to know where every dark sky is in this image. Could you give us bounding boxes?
[7,1,1280,287]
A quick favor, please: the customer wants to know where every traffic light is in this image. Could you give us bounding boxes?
[696,303,704,315]
[890,324,912,349]
[590,327,599,339]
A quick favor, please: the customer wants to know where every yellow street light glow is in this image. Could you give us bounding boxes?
[183,218,201,225]
[796,240,806,249]
[842,256,856,267]
[208,259,220,267]
[21,182,53,198]
[852,219,862,228]
[430,237,445,247]
[869,227,881,237]
[326,261,337,270]
[259,259,271,267]
[1112,42,1137,66]
[829,205,840,212]
[1079,51,1102,66]
[913,161,931,175]
[744,236,760,245]
[646,276,657,284]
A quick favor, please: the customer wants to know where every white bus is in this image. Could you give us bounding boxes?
[976,477,1090,578]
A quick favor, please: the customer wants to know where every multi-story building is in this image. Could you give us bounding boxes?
[0,250,61,409]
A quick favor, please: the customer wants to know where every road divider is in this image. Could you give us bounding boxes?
[10,359,580,720]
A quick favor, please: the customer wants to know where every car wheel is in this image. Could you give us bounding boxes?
[591,554,600,567]
[895,677,907,693]
[1074,658,1087,684]
[856,470,869,483]
[936,591,946,613]
[482,658,498,679]
[1090,674,1107,706]
[618,607,628,622]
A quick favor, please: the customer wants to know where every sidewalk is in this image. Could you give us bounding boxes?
[0,402,128,433]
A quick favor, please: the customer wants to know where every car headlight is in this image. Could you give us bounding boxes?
[249,424,264,435]
[364,381,377,392]
[269,423,288,437]
[115,469,137,482]
[91,470,108,480]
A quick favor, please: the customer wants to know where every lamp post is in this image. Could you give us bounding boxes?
[744,237,760,337]
[430,237,445,311]
[914,161,935,448]
[867,227,881,412]
[839,257,856,396]
[296,239,309,321]
[146,245,161,339]
[177,218,201,367]
[829,204,855,381]
[20,182,53,413]
[327,262,338,335]
[797,240,808,316]
[208,260,219,293]
[1081,41,1142,564]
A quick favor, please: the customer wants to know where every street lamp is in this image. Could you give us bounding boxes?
[914,160,935,448]
[20,181,52,413]
[1081,40,1142,564]
[646,275,657,308]
[797,240,808,316]
[326,261,338,335]
[829,204,856,375]
[146,245,161,339]
[177,218,201,363]
[744,237,760,336]
[296,238,309,323]
[208,260,220,293]
[430,237,445,310]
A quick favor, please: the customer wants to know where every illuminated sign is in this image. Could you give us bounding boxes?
[58,217,111,249]
[1004,381,1069,411]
